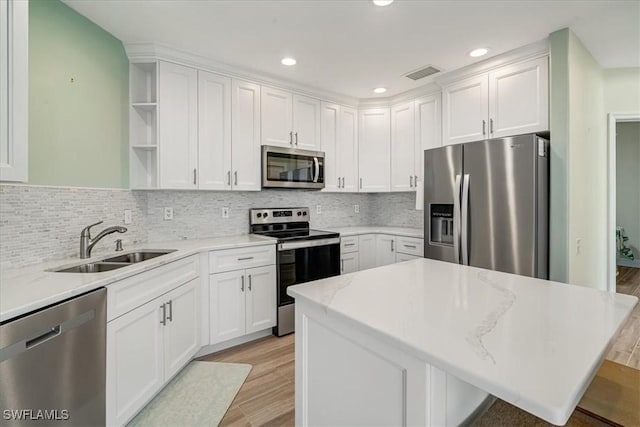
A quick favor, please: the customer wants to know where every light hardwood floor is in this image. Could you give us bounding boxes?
[606,266,640,369]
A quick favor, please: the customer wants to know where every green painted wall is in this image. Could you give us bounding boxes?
[28,0,129,188]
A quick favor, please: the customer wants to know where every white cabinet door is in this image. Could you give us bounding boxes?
[376,235,396,267]
[261,86,293,147]
[245,265,277,334]
[442,75,488,146]
[293,94,321,150]
[339,106,359,192]
[341,252,360,274]
[107,298,164,426]
[198,70,232,190]
[391,101,416,192]
[209,270,246,344]
[164,278,199,379]
[488,56,549,138]
[321,102,341,192]
[158,61,198,189]
[414,94,441,184]
[359,108,391,192]
[358,234,377,271]
[232,79,261,191]
[0,0,28,182]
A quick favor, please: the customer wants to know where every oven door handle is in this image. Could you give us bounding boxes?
[278,237,340,251]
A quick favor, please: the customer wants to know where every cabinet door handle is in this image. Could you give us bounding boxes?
[337,177,341,188]
[482,120,486,136]
[241,275,245,292]
[289,131,293,144]
[341,259,344,273]
[234,171,238,186]
[415,175,418,185]
[227,170,231,186]
[359,178,363,189]
[295,132,298,145]
[166,300,173,322]
[248,275,252,291]
[391,240,394,252]
[410,175,414,188]
[193,168,197,185]
[490,118,494,134]
[160,303,166,326]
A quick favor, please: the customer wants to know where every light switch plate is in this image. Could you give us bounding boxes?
[354,204,360,213]
[123,209,132,224]
[164,207,174,221]
[316,205,322,214]
[222,207,229,218]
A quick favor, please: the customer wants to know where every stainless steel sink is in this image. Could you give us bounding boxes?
[55,262,130,273]
[102,250,177,264]
[53,250,177,273]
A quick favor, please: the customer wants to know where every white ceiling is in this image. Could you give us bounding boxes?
[63,0,640,99]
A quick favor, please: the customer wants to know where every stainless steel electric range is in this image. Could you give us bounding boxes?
[250,207,340,336]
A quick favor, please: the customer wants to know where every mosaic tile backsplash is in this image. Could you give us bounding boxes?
[0,184,422,270]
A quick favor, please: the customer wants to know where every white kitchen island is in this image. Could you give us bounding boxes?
[287,259,637,426]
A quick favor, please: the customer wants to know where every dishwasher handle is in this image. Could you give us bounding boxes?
[0,310,95,363]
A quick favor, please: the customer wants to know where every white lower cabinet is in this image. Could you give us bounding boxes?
[107,278,199,426]
[376,235,397,267]
[209,265,276,345]
[341,252,359,274]
[358,234,376,270]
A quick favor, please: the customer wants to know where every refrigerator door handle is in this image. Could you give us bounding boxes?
[461,174,470,265]
[454,174,462,264]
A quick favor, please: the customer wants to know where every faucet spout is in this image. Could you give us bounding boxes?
[80,222,128,259]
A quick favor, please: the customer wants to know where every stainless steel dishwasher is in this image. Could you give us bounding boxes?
[0,288,106,426]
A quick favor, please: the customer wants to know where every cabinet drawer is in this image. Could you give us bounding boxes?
[107,255,199,322]
[396,236,424,257]
[340,236,359,253]
[396,253,422,263]
[209,245,276,273]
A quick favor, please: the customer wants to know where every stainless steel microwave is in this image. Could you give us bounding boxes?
[262,145,325,189]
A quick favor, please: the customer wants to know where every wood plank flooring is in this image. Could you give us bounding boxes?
[606,266,640,369]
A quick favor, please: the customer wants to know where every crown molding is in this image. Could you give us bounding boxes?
[358,83,441,108]
[434,38,549,86]
[125,42,360,107]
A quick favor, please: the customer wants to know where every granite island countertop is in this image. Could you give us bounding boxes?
[287,258,638,425]
[0,234,275,322]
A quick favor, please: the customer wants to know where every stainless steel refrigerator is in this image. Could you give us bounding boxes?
[423,134,549,279]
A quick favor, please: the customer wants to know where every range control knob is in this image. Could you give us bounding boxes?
[263,212,269,218]
[303,211,307,216]
[297,211,302,216]
[257,213,262,218]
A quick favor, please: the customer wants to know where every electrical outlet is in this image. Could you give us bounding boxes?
[316,205,322,214]
[354,204,360,213]
[222,207,230,218]
[123,209,132,224]
[164,207,174,221]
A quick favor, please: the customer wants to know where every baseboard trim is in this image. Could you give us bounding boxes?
[195,329,273,358]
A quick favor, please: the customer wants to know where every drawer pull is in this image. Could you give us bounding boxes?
[237,256,254,261]
[344,243,355,247]
[404,244,417,249]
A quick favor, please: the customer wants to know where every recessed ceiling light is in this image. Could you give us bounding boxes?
[372,0,394,5]
[469,48,489,58]
[373,87,387,94]
[281,57,297,66]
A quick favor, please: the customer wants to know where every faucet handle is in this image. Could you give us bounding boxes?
[81,220,104,237]
[115,239,123,252]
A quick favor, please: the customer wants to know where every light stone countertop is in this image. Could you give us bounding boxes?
[287,258,638,425]
[325,226,423,238]
[0,234,275,322]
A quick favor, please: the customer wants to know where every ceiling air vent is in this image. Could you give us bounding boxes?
[404,65,441,81]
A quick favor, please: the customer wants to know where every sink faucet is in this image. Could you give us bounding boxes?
[80,221,128,259]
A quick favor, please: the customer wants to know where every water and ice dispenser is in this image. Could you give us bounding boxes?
[429,204,454,245]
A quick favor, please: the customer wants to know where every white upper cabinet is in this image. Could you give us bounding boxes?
[414,94,441,184]
[391,101,416,192]
[359,108,391,192]
[0,0,28,182]
[261,85,321,150]
[198,70,232,190]
[321,103,358,193]
[158,61,198,189]
[442,74,489,146]
[232,79,261,191]
[292,94,321,150]
[488,56,549,138]
[261,86,293,147]
[442,56,549,145]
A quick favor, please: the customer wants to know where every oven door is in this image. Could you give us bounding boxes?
[277,239,340,307]
[262,145,325,189]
